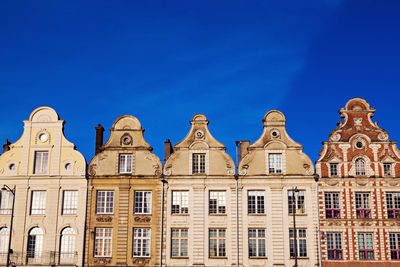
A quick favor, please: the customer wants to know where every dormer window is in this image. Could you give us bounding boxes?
[355,158,366,176]
[330,163,338,176]
[384,163,392,176]
[268,153,282,174]
[119,154,132,173]
[192,153,205,174]
[34,151,49,174]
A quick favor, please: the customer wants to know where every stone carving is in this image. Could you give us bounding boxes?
[326,180,339,186]
[355,180,368,186]
[378,131,389,141]
[88,164,97,176]
[132,258,150,266]
[330,132,341,142]
[359,221,372,226]
[227,169,235,175]
[96,216,113,222]
[0,167,3,175]
[354,117,363,131]
[387,179,399,186]
[195,129,205,139]
[134,216,151,223]
[239,164,249,175]
[93,258,111,265]
[327,221,341,226]
[303,164,313,175]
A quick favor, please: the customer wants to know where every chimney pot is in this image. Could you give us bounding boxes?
[95,124,104,155]
[164,139,173,162]
[2,139,11,154]
[238,140,250,161]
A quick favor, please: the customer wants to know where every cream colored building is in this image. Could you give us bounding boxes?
[0,107,87,266]
[237,110,319,267]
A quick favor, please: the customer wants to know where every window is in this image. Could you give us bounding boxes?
[389,233,400,260]
[268,153,282,174]
[0,191,13,215]
[288,190,305,214]
[62,191,78,215]
[94,228,112,257]
[327,232,342,260]
[27,228,43,261]
[248,229,266,257]
[248,191,265,214]
[355,193,371,219]
[133,228,150,257]
[289,229,307,257]
[209,191,226,214]
[330,163,338,176]
[384,163,392,176]
[171,229,188,257]
[96,191,114,214]
[209,229,226,257]
[325,193,340,219]
[34,151,49,174]
[60,228,75,261]
[0,228,9,257]
[172,191,188,214]
[192,153,205,174]
[31,191,46,215]
[387,193,400,219]
[355,158,366,176]
[358,232,374,260]
[134,191,152,214]
[119,154,132,173]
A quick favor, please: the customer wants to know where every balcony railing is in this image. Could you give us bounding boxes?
[1,251,78,266]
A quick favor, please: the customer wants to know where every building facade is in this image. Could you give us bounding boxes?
[85,115,163,266]
[163,114,237,267]
[316,98,400,267]
[0,106,87,266]
[238,110,319,267]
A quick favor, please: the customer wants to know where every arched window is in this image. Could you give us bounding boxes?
[355,158,366,176]
[60,227,75,262]
[27,227,43,262]
[0,228,9,258]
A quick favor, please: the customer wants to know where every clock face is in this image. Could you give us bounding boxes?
[39,133,48,142]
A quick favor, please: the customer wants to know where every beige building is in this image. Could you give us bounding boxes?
[0,107,87,266]
[85,115,163,266]
[238,110,319,267]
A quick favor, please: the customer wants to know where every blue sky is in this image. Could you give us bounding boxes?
[1,0,399,163]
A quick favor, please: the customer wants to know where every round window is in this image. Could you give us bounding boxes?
[123,137,131,145]
[356,141,363,149]
[39,133,48,142]
[65,163,72,170]
[9,164,15,171]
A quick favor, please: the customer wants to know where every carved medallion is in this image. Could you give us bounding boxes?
[96,216,113,222]
[134,216,151,223]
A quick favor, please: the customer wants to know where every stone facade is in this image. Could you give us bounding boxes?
[238,110,319,267]
[0,107,87,266]
[85,115,162,266]
[316,98,400,267]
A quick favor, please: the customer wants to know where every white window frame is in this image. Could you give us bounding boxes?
[27,227,43,260]
[289,228,307,258]
[189,150,209,175]
[209,229,226,258]
[134,191,152,214]
[31,191,46,215]
[119,154,132,174]
[33,151,49,174]
[62,191,78,215]
[172,191,189,214]
[265,150,286,175]
[171,229,188,258]
[94,228,112,257]
[96,191,114,214]
[248,191,265,214]
[0,228,9,255]
[0,190,13,215]
[60,227,76,260]
[133,228,151,258]
[268,153,282,174]
[248,228,266,258]
[209,191,226,214]
[288,190,305,214]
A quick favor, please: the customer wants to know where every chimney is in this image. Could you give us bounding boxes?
[238,140,250,161]
[2,139,11,154]
[95,124,104,155]
[164,139,173,162]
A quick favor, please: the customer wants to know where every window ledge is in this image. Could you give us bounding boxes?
[290,257,309,259]
[289,213,307,216]
[209,257,227,259]
[172,213,190,216]
[249,257,268,259]
[132,256,151,258]
[209,214,227,216]
[171,257,189,259]
[248,213,266,216]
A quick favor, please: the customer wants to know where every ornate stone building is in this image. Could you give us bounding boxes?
[163,114,237,266]
[85,115,162,266]
[238,110,319,267]
[316,98,400,267]
[0,107,87,266]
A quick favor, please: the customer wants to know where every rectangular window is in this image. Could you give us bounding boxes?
[209,191,226,214]
[133,228,151,257]
[289,229,307,257]
[134,191,152,214]
[355,193,371,219]
[387,193,400,219]
[62,191,78,215]
[34,151,49,174]
[248,191,265,214]
[171,229,188,257]
[248,229,266,257]
[31,191,46,215]
[209,229,226,258]
[330,163,338,176]
[94,228,112,257]
[192,153,206,174]
[96,191,114,214]
[172,191,189,214]
[0,190,13,215]
[325,193,340,219]
[327,232,343,260]
[268,153,282,174]
[119,154,132,173]
[358,232,374,260]
[389,233,400,260]
[288,190,305,214]
[384,163,392,176]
